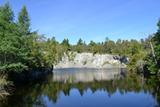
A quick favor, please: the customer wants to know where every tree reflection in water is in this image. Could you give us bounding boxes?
[0,68,159,107]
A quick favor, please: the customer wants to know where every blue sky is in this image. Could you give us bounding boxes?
[0,0,160,44]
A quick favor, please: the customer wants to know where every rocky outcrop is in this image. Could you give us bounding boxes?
[54,52,128,69]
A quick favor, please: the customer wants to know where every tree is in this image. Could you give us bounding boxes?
[61,38,70,47]
[0,2,13,23]
[43,37,57,67]
[0,3,28,73]
[61,38,70,51]
[152,20,160,70]
[75,38,86,53]
[18,5,30,35]
[77,38,83,46]
[146,20,160,74]
[88,41,97,54]
[103,39,116,54]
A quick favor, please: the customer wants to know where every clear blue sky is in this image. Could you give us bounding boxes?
[0,0,160,44]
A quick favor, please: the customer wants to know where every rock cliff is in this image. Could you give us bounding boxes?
[54,52,128,68]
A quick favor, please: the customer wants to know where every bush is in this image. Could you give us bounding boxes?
[0,74,12,99]
[0,63,28,73]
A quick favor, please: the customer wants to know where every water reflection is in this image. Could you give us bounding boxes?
[53,68,126,83]
[0,68,160,107]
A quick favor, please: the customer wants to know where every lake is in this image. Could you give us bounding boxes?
[0,68,160,107]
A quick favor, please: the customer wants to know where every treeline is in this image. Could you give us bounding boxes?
[0,2,160,88]
[56,23,160,75]
[0,2,160,98]
[0,3,62,74]
[0,3,64,96]
[0,3,148,74]
[63,37,150,70]
[61,22,160,75]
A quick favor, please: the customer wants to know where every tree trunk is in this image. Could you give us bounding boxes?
[150,41,157,64]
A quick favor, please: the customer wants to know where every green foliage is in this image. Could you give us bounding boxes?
[145,20,160,74]
[43,37,57,67]
[0,3,28,73]
[77,38,83,45]
[0,3,59,73]
[0,63,28,73]
[61,38,70,50]
[1,74,159,106]
[18,5,30,34]
[0,74,12,99]
[68,51,76,61]
[103,39,116,54]
[0,2,13,22]
[0,2,159,75]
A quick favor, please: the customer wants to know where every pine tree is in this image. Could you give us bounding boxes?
[147,20,160,74]
[77,38,83,46]
[153,20,160,69]
[18,5,30,35]
[0,3,28,73]
[0,2,14,23]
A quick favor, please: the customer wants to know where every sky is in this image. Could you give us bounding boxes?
[0,0,160,44]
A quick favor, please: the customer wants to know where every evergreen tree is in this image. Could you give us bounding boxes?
[146,20,160,74]
[0,2,13,23]
[61,38,70,51]
[153,20,160,70]
[77,38,83,45]
[18,5,30,35]
[0,3,28,73]
[61,38,70,47]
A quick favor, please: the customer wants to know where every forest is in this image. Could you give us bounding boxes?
[0,3,160,98]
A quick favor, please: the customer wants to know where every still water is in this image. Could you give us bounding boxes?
[0,68,160,107]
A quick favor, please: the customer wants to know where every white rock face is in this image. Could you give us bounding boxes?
[54,52,126,68]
